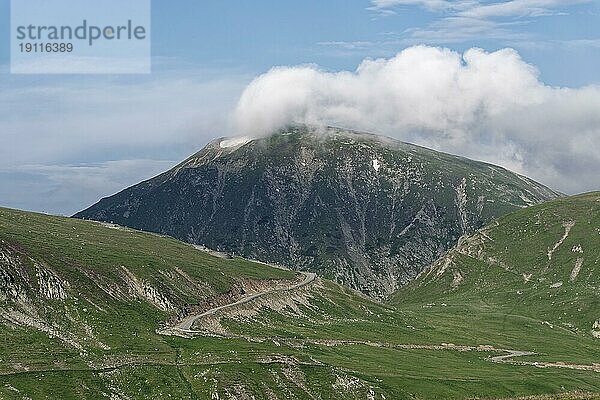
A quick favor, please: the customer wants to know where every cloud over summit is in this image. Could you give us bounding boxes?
[233,46,600,194]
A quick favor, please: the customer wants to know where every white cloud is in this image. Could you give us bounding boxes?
[369,0,593,43]
[233,46,600,194]
[317,41,376,50]
[11,56,151,74]
[373,0,590,17]
[402,16,529,44]
[0,69,250,214]
[457,0,588,18]
[557,38,600,48]
[370,0,473,12]
[0,73,247,167]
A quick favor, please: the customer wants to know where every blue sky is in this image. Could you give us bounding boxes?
[156,0,598,85]
[3,1,599,82]
[1,0,600,215]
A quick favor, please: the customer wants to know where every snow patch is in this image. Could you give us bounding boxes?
[219,136,253,149]
[372,159,381,172]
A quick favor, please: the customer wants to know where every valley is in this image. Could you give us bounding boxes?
[1,192,599,399]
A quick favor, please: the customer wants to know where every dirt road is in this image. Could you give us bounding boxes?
[174,271,316,332]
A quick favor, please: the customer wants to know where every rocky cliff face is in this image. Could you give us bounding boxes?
[75,126,560,298]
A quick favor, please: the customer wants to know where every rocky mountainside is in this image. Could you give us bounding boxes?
[75,125,560,297]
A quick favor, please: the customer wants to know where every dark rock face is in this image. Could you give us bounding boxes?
[74,126,560,298]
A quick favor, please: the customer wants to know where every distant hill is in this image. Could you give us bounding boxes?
[74,125,560,298]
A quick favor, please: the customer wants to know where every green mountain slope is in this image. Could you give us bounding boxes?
[0,206,297,354]
[393,192,600,339]
[74,125,560,298]
[1,204,600,399]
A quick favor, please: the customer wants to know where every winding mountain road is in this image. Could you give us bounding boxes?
[174,271,317,332]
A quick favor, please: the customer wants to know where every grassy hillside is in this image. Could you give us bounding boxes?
[393,192,599,336]
[386,192,600,375]
[1,205,599,399]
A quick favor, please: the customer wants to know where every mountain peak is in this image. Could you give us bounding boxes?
[75,127,560,297]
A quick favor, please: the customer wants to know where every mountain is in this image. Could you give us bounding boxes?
[393,192,600,340]
[2,201,600,399]
[75,125,560,298]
